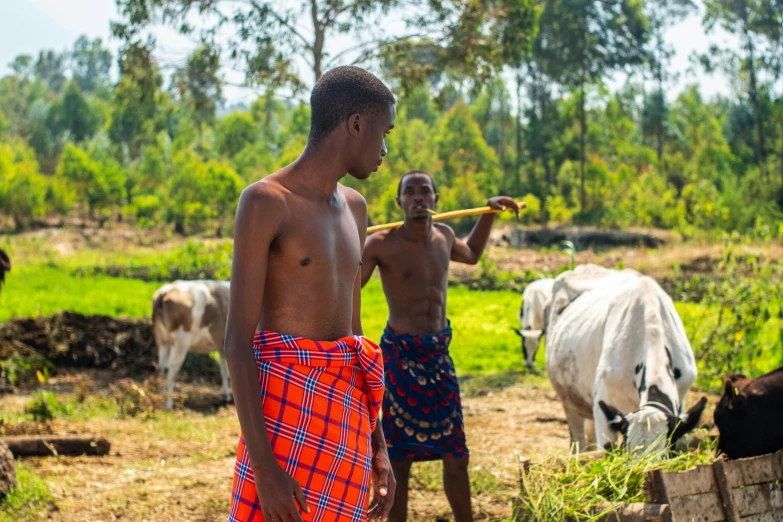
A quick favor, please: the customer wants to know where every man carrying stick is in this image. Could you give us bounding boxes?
[361,171,521,522]
[225,66,396,522]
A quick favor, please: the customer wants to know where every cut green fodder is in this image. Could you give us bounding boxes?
[515,437,718,522]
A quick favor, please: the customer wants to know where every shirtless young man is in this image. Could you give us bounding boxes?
[360,171,520,522]
[225,66,397,522]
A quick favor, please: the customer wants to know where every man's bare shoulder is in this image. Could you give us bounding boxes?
[366,228,394,246]
[434,222,456,241]
[240,177,288,211]
[235,177,291,234]
[340,184,367,214]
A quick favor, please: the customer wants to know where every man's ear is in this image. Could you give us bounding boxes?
[348,113,361,137]
[599,401,629,435]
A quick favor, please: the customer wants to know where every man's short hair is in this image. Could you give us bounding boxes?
[309,66,395,145]
[397,170,437,197]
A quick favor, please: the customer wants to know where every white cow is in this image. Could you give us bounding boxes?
[514,278,555,369]
[546,272,705,453]
[152,280,231,409]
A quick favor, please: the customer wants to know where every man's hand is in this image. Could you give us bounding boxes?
[255,461,310,522]
[487,196,523,220]
[368,442,396,521]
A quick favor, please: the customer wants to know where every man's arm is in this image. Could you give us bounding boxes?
[360,232,382,288]
[224,184,309,522]
[346,190,395,522]
[349,190,369,335]
[450,196,521,265]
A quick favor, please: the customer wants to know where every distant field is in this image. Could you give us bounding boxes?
[1,235,780,386]
[0,264,530,375]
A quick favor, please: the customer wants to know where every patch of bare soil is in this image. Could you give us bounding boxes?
[0,314,222,385]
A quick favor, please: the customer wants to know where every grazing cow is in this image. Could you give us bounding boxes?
[152,280,231,409]
[0,249,10,292]
[514,278,555,369]
[546,272,706,453]
[714,366,783,459]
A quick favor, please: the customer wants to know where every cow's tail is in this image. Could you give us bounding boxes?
[152,291,166,326]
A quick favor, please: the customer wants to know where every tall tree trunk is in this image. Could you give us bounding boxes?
[744,22,767,178]
[534,66,553,188]
[499,88,507,189]
[656,55,665,163]
[311,1,324,81]
[579,78,586,213]
[516,70,523,197]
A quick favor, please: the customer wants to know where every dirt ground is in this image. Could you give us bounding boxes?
[0,370,719,522]
[1,371,574,522]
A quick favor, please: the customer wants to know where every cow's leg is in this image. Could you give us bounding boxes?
[585,419,598,450]
[218,351,232,403]
[157,344,171,381]
[593,387,620,450]
[165,334,190,410]
[563,401,587,454]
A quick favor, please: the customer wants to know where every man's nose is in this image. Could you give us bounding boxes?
[380,140,387,157]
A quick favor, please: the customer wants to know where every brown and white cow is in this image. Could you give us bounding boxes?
[714,366,783,459]
[152,280,231,409]
[0,249,10,293]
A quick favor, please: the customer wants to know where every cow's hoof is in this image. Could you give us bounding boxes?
[221,395,234,405]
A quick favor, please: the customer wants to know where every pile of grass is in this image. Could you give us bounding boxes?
[515,437,718,521]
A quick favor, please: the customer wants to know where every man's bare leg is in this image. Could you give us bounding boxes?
[443,455,473,522]
[388,458,413,522]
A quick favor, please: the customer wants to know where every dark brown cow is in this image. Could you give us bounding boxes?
[0,249,10,292]
[714,366,783,459]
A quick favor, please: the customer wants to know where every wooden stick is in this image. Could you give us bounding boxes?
[367,201,527,234]
[3,435,111,457]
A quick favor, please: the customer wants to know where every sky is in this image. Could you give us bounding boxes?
[0,0,740,107]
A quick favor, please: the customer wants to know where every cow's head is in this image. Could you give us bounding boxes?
[713,374,748,458]
[599,394,707,454]
[512,326,543,370]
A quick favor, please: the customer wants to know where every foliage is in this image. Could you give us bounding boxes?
[516,437,718,521]
[676,236,783,389]
[0,463,55,522]
[0,351,54,388]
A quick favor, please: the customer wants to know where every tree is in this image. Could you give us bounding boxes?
[34,50,68,93]
[109,42,164,158]
[533,0,649,212]
[643,0,696,161]
[114,0,538,93]
[171,44,222,141]
[48,81,102,143]
[202,160,244,236]
[0,142,48,230]
[71,36,113,95]
[703,0,771,178]
[216,112,258,158]
[8,55,34,80]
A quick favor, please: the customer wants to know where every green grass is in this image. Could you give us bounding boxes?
[2,253,780,388]
[516,436,719,521]
[0,266,161,321]
[0,265,528,375]
[0,463,54,522]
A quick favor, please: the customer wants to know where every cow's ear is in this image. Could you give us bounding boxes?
[599,401,629,435]
[671,396,708,443]
[723,379,746,411]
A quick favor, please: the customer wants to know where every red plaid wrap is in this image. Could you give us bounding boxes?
[228,331,385,522]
